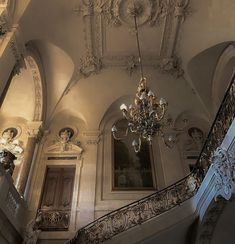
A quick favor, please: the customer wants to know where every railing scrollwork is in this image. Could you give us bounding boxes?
[68,174,200,244]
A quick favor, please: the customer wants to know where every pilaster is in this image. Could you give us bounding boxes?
[78,130,101,227]
[15,121,42,196]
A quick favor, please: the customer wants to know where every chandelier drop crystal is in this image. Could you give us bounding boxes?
[112,7,168,153]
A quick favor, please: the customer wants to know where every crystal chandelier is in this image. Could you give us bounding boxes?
[112,9,168,153]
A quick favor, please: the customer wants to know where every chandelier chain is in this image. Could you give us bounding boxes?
[133,15,144,80]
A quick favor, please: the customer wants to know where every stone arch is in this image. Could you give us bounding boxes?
[0,44,46,123]
[99,95,132,132]
[25,44,46,122]
[187,41,233,114]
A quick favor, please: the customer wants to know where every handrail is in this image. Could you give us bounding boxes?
[194,73,235,177]
[68,74,235,244]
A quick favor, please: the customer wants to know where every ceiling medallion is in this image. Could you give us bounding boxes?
[106,0,163,27]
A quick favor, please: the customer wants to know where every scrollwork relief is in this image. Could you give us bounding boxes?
[0,0,14,37]
[0,127,23,156]
[26,56,43,121]
[125,55,137,76]
[158,56,184,78]
[212,147,235,201]
[73,0,190,77]
[0,10,8,36]
[47,127,83,154]
[98,0,174,27]
[79,53,102,77]
[174,0,192,22]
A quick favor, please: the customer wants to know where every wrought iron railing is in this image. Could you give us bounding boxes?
[68,74,235,244]
[69,175,199,244]
[195,74,235,178]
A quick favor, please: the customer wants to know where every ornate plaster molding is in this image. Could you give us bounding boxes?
[79,53,102,77]
[74,1,102,78]
[0,127,23,156]
[74,0,189,78]
[95,0,171,27]
[158,56,184,78]
[212,147,235,201]
[26,56,43,121]
[0,0,15,38]
[9,27,26,73]
[125,55,137,76]
[0,8,8,36]
[48,127,83,154]
[174,0,192,22]
[27,121,43,143]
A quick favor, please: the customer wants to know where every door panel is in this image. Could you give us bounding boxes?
[38,167,75,231]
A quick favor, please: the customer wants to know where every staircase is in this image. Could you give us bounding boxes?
[67,72,235,244]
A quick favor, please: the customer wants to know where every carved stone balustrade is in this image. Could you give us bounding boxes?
[0,163,26,242]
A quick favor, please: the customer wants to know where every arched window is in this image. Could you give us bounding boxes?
[112,119,155,190]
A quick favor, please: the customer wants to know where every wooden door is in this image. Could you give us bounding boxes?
[38,167,75,231]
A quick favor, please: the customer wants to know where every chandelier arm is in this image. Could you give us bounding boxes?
[112,127,129,140]
[155,107,166,121]
[134,15,144,80]
[130,124,137,133]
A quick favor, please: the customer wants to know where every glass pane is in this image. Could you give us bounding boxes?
[113,120,154,190]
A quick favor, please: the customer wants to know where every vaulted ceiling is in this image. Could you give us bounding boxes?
[2,0,235,129]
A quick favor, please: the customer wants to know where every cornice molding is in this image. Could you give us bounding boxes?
[82,130,101,146]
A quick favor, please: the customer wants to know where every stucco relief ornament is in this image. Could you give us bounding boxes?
[212,147,235,201]
[102,0,169,27]
[0,8,9,37]
[174,0,192,23]
[125,55,137,76]
[158,56,184,78]
[47,128,83,154]
[79,53,102,78]
[0,128,23,157]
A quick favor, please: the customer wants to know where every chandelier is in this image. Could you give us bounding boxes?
[111,8,169,153]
